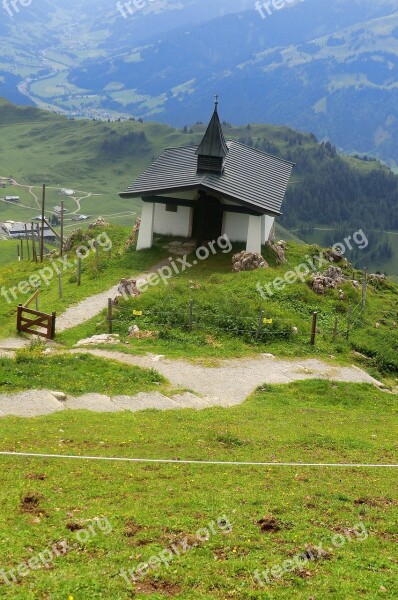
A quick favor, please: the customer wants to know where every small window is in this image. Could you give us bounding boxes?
[165,204,178,212]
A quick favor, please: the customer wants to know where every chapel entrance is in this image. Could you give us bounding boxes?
[192,193,223,246]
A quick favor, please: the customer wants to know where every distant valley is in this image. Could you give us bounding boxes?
[1,0,398,167]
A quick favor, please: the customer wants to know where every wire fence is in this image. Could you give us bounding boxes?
[106,298,367,346]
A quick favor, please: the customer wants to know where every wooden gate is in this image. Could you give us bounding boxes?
[16,292,56,340]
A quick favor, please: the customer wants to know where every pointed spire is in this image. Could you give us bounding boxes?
[196,97,228,169]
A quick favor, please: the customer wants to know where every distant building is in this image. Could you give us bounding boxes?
[53,206,69,214]
[2,221,56,242]
[5,196,19,203]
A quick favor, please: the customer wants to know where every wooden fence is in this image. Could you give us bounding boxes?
[16,291,56,339]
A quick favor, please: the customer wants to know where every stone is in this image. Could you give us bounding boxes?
[171,392,211,410]
[64,394,122,413]
[75,334,120,347]
[113,392,181,412]
[50,391,67,401]
[88,217,109,229]
[267,240,287,264]
[128,325,140,334]
[232,251,268,272]
[0,391,65,418]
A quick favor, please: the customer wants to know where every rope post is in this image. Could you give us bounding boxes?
[57,270,63,299]
[362,267,368,310]
[77,256,82,286]
[188,300,194,331]
[310,311,318,346]
[333,316,338,342]
[346,305,352,340]
[24,224,30,260]
[108,298,113,334]
[40,184,45,262]
[60,200,64,256]
[255,310,264,341]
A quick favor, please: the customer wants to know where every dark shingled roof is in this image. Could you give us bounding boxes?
[120,140,294,216]
[195,105,228,159]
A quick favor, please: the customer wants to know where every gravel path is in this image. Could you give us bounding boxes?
[71,349,384,407]
[0,347,384,417]
[56,258,171,332]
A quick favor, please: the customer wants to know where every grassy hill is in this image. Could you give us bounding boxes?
[0,98,397,277]
[0,224,397,597]
[0,380,396,599]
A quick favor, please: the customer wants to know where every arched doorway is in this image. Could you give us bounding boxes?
[192,192,223,245]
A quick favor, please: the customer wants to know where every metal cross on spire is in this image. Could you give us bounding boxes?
[214,94,219,110]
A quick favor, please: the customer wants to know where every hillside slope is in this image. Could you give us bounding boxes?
[0,99,397,276]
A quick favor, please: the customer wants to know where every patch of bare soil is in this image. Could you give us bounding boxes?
[134,579,182,596]
[257,515,283,533]
[20,493,43,515]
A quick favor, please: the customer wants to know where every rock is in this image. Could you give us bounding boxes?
[374,323,380,329]
[43,348,52,355]
[338,289,345,300]
[292,326,298,335]
[232,251,268,272]
[262,353,275,359]
[369,273,386,284]
[75,334,120,347]
[324,248,344,262]
[50,391,67,401]
[114,278,141,304]
[267,240,287,263]
[310,266,346,294]
[128,325,140,334]
[88,217,109,229]
[124,218,141,251]
[352,280,360,289]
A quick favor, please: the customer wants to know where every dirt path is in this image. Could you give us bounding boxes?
[0,348,384,418]
[70,349,384,407]
[55,258,171,333]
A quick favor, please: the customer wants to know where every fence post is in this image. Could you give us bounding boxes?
[188,300,194,331]
[51,312,56,339]
[57,270,63,299]
[255,310,264,341]
[20,240,23,260]
[333,316,338,342]
[16,304,22,333]
[77,256,82,286]
[310,311,318,346]
[362,267,368,310]
[24,224,30,260]
[17,244,21,261]
[108,298,113,334]
[346,305,352,340]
